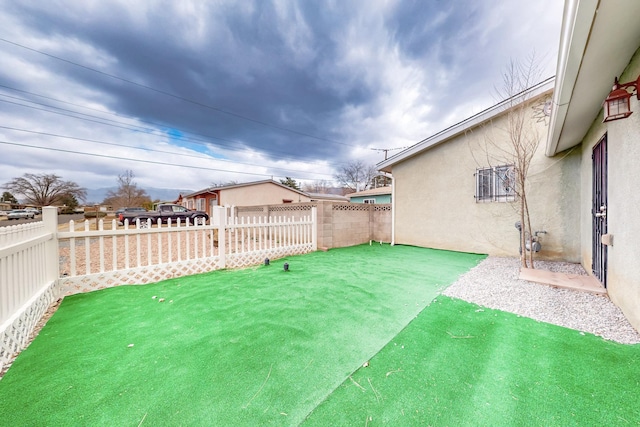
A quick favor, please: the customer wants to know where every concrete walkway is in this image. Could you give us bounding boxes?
[519,267,607,295]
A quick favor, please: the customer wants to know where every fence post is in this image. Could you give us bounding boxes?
[42,207,60,290]
[311,206,317,251]
[213,206,226,268]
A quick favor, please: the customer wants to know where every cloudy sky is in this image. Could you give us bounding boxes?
[0,0,563,199]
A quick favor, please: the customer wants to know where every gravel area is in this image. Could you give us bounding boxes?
[442,256,640,344]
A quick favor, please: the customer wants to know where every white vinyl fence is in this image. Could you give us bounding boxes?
[0,208,59,373]
[1,206,316,373]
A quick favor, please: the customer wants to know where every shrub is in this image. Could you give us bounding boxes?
[84,211,108,219]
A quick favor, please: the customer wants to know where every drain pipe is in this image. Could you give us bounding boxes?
[391,174,395,245]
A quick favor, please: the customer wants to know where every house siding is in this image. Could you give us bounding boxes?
[578,46,640,330]
[392,94,581,261]
[350,194,391,204]
[219,183,310,206]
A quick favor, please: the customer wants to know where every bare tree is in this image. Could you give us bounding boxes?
[103,170,151,208]
[303,179,331,194]
[334,161,378,192]
[484,53,544,268]
[3,173,86,206]
[210,180,238,188]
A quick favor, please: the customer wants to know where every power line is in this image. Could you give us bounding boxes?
[0,37,355,148]
[0,140,332,180]
[0,85,346,166]
[0,125,335,178]
[370,146,409,160]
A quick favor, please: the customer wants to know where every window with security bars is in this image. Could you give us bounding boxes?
[475,165,515,202]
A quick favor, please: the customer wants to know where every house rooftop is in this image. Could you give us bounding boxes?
[184,179,309,198]
[378,77,555,173]
[546,0,640,156]
[346,186,392,199]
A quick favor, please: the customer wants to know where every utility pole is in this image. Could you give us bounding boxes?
[371,146,408,160]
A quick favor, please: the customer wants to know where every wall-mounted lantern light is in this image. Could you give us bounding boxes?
[603,76,640,122]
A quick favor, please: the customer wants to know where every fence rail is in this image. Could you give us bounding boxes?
[1,206,317,372]
[0,209,59,372]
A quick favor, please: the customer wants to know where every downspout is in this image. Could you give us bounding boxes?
[379,171,395,246]
[391,174,395,246]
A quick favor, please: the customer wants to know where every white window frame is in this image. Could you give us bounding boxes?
[475,165,516,202]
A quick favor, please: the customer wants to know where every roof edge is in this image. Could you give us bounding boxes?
[545,0,598,156]
[379,77,555,172]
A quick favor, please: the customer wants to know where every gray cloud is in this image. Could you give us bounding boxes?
[0,0,563,192]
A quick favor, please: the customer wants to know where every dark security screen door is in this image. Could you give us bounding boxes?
[592,134,608,287]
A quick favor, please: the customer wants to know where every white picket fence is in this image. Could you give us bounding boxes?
[1,206,317,372]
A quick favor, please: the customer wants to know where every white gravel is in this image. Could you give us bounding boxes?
[442,256,640,344]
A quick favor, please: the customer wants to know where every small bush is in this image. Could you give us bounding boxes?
[84,211,108,219]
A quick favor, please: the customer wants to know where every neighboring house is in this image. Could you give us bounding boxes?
[306,192,349,203]
[181,180,311,215]
[378,0,640,332]
[545,0,640,331]
[378,77,582,261]
[346,186,392,204]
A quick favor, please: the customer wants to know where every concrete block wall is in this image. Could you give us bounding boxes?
[233,201,392,249]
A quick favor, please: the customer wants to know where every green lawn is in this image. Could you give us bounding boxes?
[0,244,483,425]
[1,244,638,426]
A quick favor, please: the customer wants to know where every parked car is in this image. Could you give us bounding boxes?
[7,209,35,220]
[115,207,148,225]
[24,207,41,215]
[118,204,208,228]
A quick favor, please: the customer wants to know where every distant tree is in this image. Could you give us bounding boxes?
[370,174,392,188]
[280,177,301,191]
[1,191,18,204]
[3,173,86,206]
[334,161,378,192]
[103,170,151,208]
[303,180,331,194]
[59,193,80,214]
[210,180,239,188]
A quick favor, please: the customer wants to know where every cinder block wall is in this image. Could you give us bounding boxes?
[233,201,392,249]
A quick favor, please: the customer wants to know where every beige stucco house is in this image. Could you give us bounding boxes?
[545,0,640,331]
[379,0,640,332]
[379,77,581,262]
[182,180,311,216]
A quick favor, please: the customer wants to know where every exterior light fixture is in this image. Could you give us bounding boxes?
[603,76,640,122]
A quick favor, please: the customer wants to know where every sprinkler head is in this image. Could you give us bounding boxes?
[283,262,289,271]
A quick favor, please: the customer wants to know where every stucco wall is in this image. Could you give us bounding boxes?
[233,201,392,249]
[392,94,581,261]
[219,182,310,206]
[579,47,640,330]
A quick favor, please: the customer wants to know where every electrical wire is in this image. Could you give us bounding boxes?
[0,87,347,166]
[0,140,332,180]
[0,125,335,177]
[0,37,355,148]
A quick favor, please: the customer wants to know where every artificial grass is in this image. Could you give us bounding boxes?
[0,244,484,426]
[303,296,640,426]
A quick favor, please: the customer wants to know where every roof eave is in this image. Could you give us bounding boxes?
[378,78,555,172]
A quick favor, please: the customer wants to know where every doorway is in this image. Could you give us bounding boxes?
[592,134,608,287]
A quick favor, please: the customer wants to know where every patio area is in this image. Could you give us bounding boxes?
[0,244,638,425]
